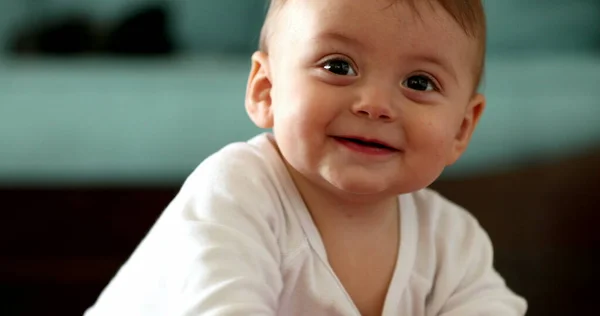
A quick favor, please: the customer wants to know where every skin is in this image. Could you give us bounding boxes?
[245,0,485,314]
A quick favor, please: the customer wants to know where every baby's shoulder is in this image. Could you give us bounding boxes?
[410,187,481,232]
[185,134,280,190]
[164,134,289,233]
[407,188,493,283]
[408,188,488,253]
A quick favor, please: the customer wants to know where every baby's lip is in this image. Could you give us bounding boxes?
[333,135,400,151]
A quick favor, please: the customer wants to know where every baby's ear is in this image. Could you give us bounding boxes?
[245,51,274,128]
[446,93,486,166]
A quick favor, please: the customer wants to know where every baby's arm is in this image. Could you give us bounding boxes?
[166,167,284,315]
[428,213,527,316]
[85,150,283,316]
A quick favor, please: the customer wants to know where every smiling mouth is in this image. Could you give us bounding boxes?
[333,136,399,152]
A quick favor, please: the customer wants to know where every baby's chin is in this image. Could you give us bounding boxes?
[321,169,406,198]
[320,166,438,200]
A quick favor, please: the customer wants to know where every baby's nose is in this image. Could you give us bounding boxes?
[351,89,396,122]
[354,106,392,120]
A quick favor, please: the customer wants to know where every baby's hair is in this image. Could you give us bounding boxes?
[259,0,487,91]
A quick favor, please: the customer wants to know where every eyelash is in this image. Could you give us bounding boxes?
[406,73,441,92]
[318,56,358,75]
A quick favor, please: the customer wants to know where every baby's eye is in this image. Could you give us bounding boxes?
[322,59,357,76]
[403,75,437,92]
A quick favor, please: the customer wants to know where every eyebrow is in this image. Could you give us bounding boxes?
[311,31,366,50]
[407,54,458,84]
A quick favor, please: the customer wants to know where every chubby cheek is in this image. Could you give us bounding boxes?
[404,114,456,176]
[274,77,340,138]
[271,77,336,171]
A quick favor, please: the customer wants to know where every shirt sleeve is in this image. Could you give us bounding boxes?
[430,211,528,316]
[85,146,284,316]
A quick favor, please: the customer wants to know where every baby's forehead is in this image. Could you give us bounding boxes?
[278,0,477,34]
[265,0,485,89]
[278,1,472,53]
[281,1,468,42]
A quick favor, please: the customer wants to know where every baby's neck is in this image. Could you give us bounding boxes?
[288,166,399,232]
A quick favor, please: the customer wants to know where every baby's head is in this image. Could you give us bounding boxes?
[246,0,487,201]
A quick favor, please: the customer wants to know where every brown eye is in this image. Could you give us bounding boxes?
[403,75,437,91]
[323,59,357,76]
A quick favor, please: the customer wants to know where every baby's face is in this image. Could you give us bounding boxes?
[254,0,484,198]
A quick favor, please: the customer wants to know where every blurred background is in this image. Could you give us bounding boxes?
[0,0,598,315]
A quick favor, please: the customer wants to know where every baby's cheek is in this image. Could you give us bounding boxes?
[433,127,456,159]
[407,116,446,147]
[410,121,453,172]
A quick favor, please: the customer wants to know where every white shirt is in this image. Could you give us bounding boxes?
[84,133,527,316]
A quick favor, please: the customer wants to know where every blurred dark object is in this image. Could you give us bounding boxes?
[105,4,173,56]
[9,15,96,55]
[7,3,174,57]
[0,149,598,315]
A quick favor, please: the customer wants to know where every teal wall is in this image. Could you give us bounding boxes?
[3,0,598,55]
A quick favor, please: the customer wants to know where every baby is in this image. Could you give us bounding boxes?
[85,0,527,315]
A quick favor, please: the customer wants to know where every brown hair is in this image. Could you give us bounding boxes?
[259,0,487,90]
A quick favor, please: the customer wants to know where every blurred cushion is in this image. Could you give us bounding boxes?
[1,53,599,184]
[0,0,267,55]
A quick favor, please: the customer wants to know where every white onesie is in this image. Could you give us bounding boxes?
[84,133,527,316]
